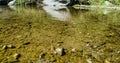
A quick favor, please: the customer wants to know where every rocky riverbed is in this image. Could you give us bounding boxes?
[0,7,120,63]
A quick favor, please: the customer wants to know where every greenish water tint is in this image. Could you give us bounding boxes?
[89,0,120,5]
[0,6,120,63]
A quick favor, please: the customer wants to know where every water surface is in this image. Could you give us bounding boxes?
[0,6,120,63]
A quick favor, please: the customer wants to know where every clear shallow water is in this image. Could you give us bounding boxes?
[0,5,120,48]
[0,6,120,63]
[0,6,120,47]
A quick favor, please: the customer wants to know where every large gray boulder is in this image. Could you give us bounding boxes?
[31,0,90,6]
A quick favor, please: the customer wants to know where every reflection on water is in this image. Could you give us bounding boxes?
[0,5,16,13]
[0,5,119,21]
[0,6,3,12]
[103,9,113,15]
[42,0,71,21]
[0,8,2,12]
[8,5,16,10]
[43,6,71,21]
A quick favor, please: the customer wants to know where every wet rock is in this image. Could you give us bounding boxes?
[93,45,98,49]
[71,48,77,52]
[55,48,65,56]
[86,42,90,46]
[2,45,7,49]
[2,45,15,49]
[7,45,15,48]
[13,53,21,59]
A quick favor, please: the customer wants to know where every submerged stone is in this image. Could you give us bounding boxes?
[7,45,15,48]
[13,53,21,59]
[55,48,65,56]
[2,45,7,49]
[71,48,76,52]
[2,45,15,49]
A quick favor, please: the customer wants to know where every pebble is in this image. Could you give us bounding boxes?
[13,53,20,59]
[55,48,65,56]
[71,48,76,52]
[93,45,98,49]
[2,45,15,49]
[2,45,7,49]
[7,45,15,48]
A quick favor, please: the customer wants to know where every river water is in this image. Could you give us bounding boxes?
[0,5,120,63]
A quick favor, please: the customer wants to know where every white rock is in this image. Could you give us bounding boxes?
[71,48,76,52]
[55,48,64,56]
[13,53,20,59]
